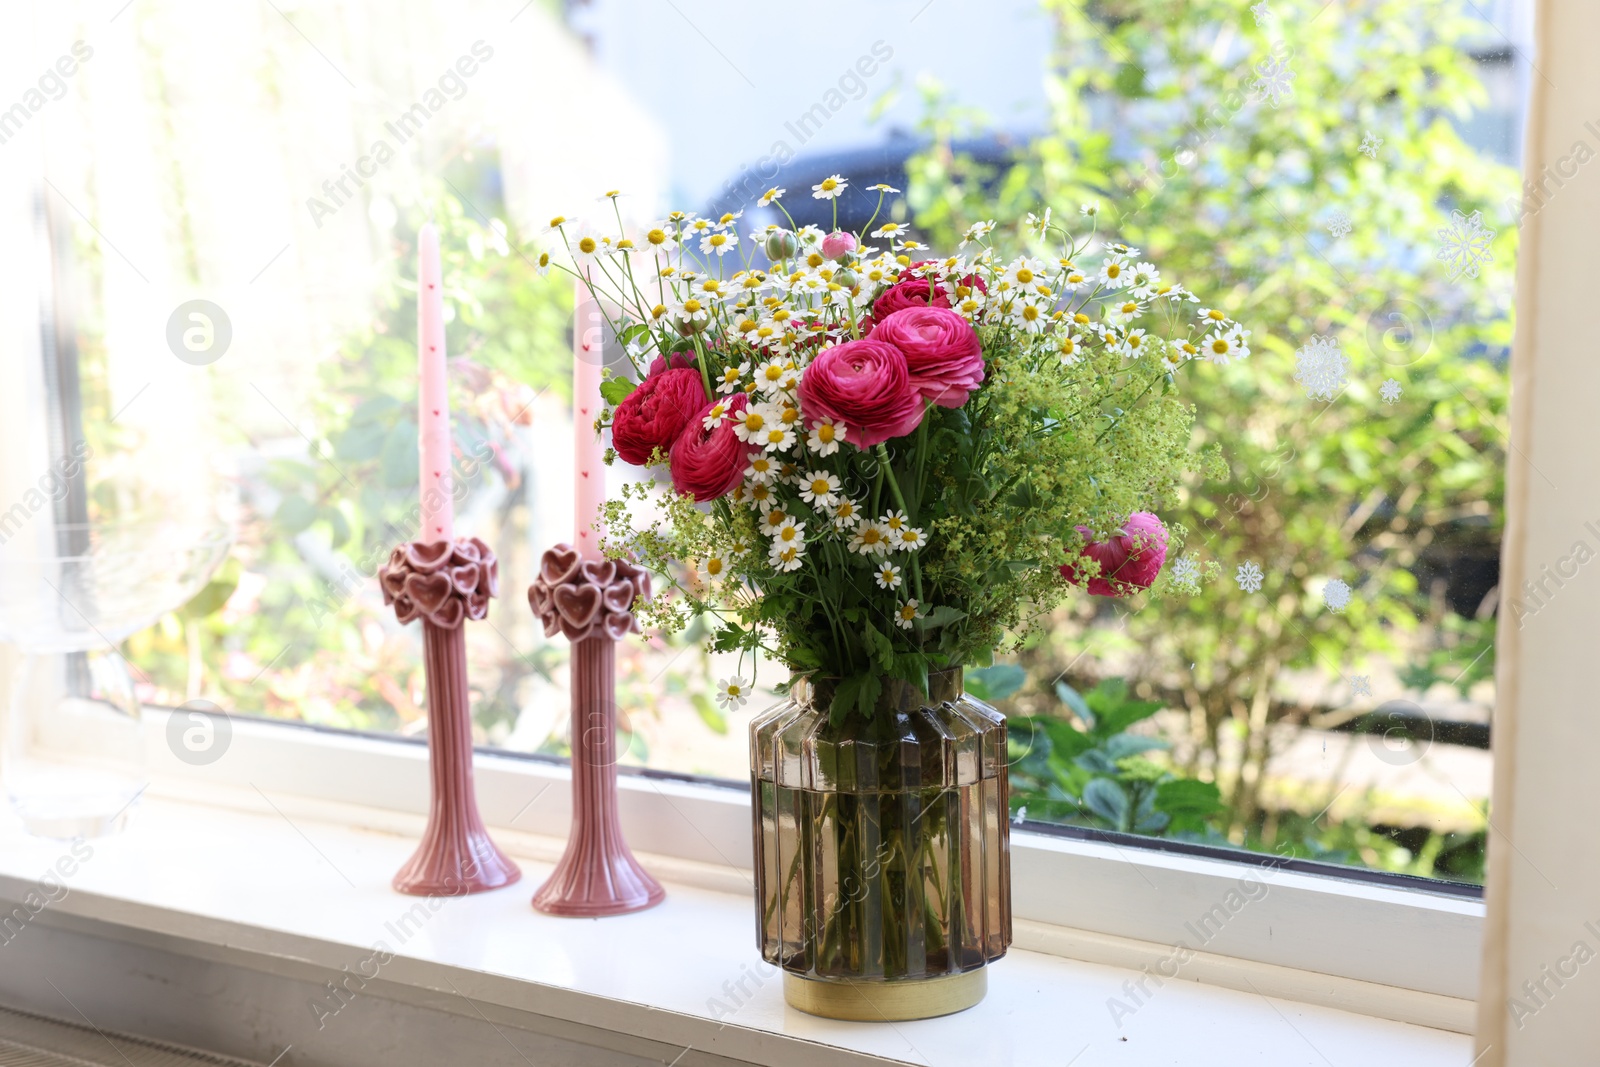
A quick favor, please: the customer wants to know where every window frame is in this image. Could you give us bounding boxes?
[63,702,1485,1030]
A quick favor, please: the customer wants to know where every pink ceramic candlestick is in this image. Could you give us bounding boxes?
[573,280,605,561]
[528,546,664,916]
[418,223,454,543]
[382,541,521,897]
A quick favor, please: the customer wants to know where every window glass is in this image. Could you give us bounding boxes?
[27,0,1523,884]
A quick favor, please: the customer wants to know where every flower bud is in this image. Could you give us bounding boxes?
[833,268,859,289]
[764,230,799,260]
[821,231,858,261]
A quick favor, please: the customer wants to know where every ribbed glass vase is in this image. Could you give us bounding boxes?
[749,668,1011,1021]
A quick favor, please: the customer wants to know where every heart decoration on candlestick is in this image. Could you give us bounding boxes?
[527,544,664,916]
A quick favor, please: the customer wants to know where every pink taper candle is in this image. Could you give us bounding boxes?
[574,279,605,560]
[418,223,454,543]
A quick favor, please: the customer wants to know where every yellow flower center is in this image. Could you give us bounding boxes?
[1212,339,1229,354]
[1016,268,1034,283]
[549,216,566,227]
[807,252,824,268]
[820,178,837,192]
[1209,309,1226,320]
[577,237,597,254]
[1105,263,1121,278]
[646,228,666,246]
[817,424,836,442]
[744,412,765,431]
[810,479,829,495]
[683,299,702,313]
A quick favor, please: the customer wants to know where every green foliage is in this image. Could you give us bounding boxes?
[127,189,574,731]
[906,0,1515,840]
[1008,677,1225,835]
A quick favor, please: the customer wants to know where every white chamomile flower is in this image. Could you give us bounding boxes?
[700,554,729,585]
[960,220,996,246]
[894,600,925,630]
[1197,307,1232,327]
[1011,299,1050,334]
[752,358,792,394]
[674,296,710,325]
[1106,297,1145,325]
[745,482,774,509]
[757,422,797,453]
[701,400,732,431]
[1004,257,1045,288]
[1120,328,1151,358]
[812,174,848,200]
[1097,255,1130,288]
[895,525,926,552]
[867,182,901,193]
[807,420,846,456]
[770,518,806,549]
[732,403,772,443]
[569,224,603,266]
[1127,262,1162,298]
[798,470,842,509]
[1080,201,1099,217]
[881,510,908,532]
[850,522,892,556]
[1058,333,1085,364]
[699,229,737,257]
[716,676,750,710]
[744,454,779,485]
[758,187,785,206]
[641,223,676,258]
[830,498,862,530]
[716,362,749,394]
[874,562,903,590]
[769,542,805,572]
[871,220,908,240]
[1203,326,1251,365]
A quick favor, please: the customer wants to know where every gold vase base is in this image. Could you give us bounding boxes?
[783,968,987,1022]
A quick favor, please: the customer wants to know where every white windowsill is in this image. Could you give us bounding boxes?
[0,779,1472,1067]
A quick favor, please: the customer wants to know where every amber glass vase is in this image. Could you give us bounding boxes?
[749,668,1011,1021]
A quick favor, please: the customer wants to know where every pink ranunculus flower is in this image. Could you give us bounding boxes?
[611,367,707,467]
[870,277,951,322]
[797,338,924,448]
[670,393,754,502]
[820,230,858,261]
[870,306,985,408]
[1059,512,1169,597]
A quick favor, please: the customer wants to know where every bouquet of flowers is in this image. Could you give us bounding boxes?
[550,180,1244,722]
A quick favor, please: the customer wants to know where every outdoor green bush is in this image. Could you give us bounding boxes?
[906,0,1516,869]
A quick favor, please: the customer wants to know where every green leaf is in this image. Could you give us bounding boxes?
[966,664,1026,702]
[1082,778,1129,827]
[177,556,240,620]
[1053,681,1092,721]
[275,495,317,535]
[1154,779,1225,833]
[380,423,419,489]
[915,605,966,630]
[690,692,728,735]
[599,378,637,405]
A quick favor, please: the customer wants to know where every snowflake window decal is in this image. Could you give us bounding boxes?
[1323,578,1354,613]
[1359,131,1383,159]
[1437,209,1495,280]
[1327,211,1353,239]
[1379,377,1402,404]
[1294,334,1350,401]
[1235,560,1264,593]
[1349,675,1372,698]
[1169,554,1201,592]
[1251,55,1295,109]
[1251,1,1273,24]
